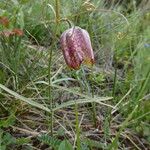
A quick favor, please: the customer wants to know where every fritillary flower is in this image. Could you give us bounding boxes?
[60,26,94,69]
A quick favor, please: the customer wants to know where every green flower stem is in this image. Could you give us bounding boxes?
[91,71,97,127]
[90,69,97,128]
[81,66,97,127]
[75,102,81,150]
[60,18,72,28]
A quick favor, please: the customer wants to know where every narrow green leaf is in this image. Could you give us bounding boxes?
[0,84,51,113]
[0,84,114,113]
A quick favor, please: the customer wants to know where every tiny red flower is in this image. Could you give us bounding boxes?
[60,26,94,69]
[0,30,14,37]
[12,28,24,36]
[0,16,9,27]
[0,29,24,37]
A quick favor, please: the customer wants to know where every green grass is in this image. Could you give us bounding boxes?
[0,0,150,149]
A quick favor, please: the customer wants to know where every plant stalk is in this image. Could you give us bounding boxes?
[75,102,81,150]
[48,0,60,136]
[55,0,60,24]
[81,66,97,127]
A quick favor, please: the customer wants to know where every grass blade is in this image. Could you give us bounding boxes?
[0,84,51,113]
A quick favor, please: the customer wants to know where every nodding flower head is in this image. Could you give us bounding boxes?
[60,26,94,70]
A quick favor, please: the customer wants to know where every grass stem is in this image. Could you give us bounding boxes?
[55,0,60,24]
[47,0,60,136]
